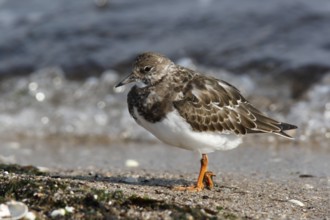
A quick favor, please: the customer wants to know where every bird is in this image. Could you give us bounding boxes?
[115,52,297,192]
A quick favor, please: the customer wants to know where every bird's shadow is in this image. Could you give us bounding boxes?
[50,173,193,189]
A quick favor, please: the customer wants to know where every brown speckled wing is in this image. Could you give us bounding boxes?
[173,75,296,137]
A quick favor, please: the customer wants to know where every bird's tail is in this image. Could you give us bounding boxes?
[278,122,298,139]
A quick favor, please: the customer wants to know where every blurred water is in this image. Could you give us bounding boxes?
[0,64,329,150]
[288,74,330,146]
[1,0,330,76]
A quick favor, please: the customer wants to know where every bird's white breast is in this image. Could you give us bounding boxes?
[133,108,242,154]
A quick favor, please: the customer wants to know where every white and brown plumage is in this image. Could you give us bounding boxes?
[115,52,297,191]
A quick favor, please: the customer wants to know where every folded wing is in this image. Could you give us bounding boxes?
[173,75,297,138]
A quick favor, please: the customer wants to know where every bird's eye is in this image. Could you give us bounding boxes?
[144,66,152,72]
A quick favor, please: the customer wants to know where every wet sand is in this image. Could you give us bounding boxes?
[2,137,329,178]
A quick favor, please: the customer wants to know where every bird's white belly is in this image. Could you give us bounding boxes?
[133,108,242,154]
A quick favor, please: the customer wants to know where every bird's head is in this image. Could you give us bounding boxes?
[115,52,174,88]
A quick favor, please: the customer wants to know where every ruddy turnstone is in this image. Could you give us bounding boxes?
[115,52,297,192]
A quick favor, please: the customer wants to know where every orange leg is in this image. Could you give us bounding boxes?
[174,154,215,192]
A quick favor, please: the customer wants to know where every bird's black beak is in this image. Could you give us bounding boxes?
[115,73,136,88]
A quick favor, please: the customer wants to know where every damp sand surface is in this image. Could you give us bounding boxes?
[1,138,329,219]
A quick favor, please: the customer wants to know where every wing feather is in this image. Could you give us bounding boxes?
[173,74,296,138]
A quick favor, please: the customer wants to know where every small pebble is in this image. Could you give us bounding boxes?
[288,199,305,207]
[125,159,139,168]
[0,204,11,218]
[24,211,36,220]
[123,177,139,183]
[50,208,66,217]
[37,166,49,172]
[304,184,314,189]
[65,206,74,213]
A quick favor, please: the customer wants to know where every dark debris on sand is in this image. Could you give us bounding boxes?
[0,164,329,219]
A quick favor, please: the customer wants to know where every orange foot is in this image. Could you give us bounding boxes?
[203,171,216,189]
[173,154,216,192]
